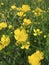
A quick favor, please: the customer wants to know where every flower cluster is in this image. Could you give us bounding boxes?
[0,0,49,65]
[32,7,43,17]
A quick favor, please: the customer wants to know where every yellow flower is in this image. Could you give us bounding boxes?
[47,8,49,12]
[23,18,32,25]
[0,35,10,51]
[17,11,24,17]
[44,35,47,38]
[16,4,31,12]
[38,0,42,2]
[33,29,42,36]
[0,22,7,30]
[32,7,43,16]
[14,28,28,42]
[21,4,31,12]
[10,5,16,10]
[17,11,26,17]
[1,35,10,47]
[16,7,22,11]
[48,8,49,10]
[28,50,44,65]
[1,2,4,5]
[21,41,30,49]
[8,25,13,29]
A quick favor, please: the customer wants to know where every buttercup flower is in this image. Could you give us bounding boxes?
[33,29,42,36]
[21,41,30,49]
[47,8,49,11]
[1,35,10,47]
[8,24,13,29]
[17,11,24,17]
[44,35,47,38]
[28,50,44,65]
[16,7,22,11]
[23,18,32,25]
[10,5,16,10]
[14,28,28,42]
[38,0,42,2]
[1,2,4,5]
[16,4,31,12]
[0,35,10,50]
[21,4,31,12]
[0,22,7,30]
